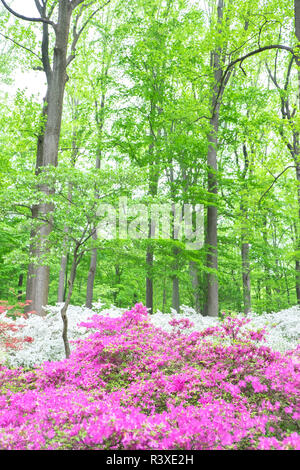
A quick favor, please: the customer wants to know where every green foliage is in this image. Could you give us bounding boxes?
[0,0,299,314]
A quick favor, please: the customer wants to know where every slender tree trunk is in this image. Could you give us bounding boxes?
[86,88,106,308]
[294,1,300,302]
[189,261,201,313]
[257,278,261,306]
[206,110,219,317]
[240,144,251,314]
[205,0,225,317]
[162,277,166,313]
[262,217,271,308]
[17,273,23,301]
[146,141,160,314]
[86,151,102,308]
[60,244,81,359]
[241,241,251,314]
[57,232,68,302]
[86,248,98,308]
[172,272,180,312]
[25,224,36,312]
[146,246,154,313]
[284,270,290,304]
[58,98,79,303]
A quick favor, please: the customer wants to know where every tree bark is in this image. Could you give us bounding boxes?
[146,136,160,314]
[57,249,68,303]
[241,241,251,314]
[146,247,154,314]
[206,110,220,317]
[205,0,225,317]
[17,273,23,301]
[60,242,82,359]
[293,1,300,303]
[25,2,73,315]
[240,144,251,314]
[295,163,300,303]
[189,261,201,313]
[172,271,180,312]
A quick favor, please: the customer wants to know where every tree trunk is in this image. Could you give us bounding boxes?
[26,2,73,315]
[240,144,251,314]
[205,0,225,317]
[85,86,106,309]
[241,242,251,314]
[146,245,154,314]
[172,274,180,313]
[60,244,81,359]
[162,278,166,313]
[86,150,102,308]
[262,217,271,308]
[57,251,68,303]
[189,261,201,313]
[295,2,300,303]
[295,163,300,304]
[86,248,97,309]
[146,145,160,314]
[17,273,23,302]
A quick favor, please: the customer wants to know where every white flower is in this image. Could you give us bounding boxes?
[1,303,299,368]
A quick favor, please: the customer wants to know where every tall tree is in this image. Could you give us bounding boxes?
[0,0,110,314]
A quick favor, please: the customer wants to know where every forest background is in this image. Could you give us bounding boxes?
[0,0,300,318]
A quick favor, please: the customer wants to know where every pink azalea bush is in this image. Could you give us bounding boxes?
[0,303,299,450]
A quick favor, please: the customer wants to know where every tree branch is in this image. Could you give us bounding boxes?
[0,0,56,28]
[0,32,42,62]
[258,165,296,205]
[207,44,295,122]
[67,0,111,66]
[70,0,85,10]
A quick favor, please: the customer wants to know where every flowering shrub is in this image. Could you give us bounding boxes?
[0,303,299,450]
[0,301,33,356]
[2,303,300,367]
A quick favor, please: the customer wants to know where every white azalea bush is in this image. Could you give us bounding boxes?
[0,302,299,368]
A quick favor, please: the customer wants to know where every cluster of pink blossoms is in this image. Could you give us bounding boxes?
[0,303,299,450]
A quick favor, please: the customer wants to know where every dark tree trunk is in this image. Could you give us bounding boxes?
[240,144,251,315]
[295,163,300,304]
[60,242,82,359]
[146,246,154,314]
[206,110,220,317]
[57,257,67,303]
[162,278,166,313]
[58,235,68,303]
[86,248,97,308]
[17,273,23,301]
[25,2,73,315]
[294,2,300,303]
[205,0,225,317]
[189,261,201,313]
[241,242,251,314]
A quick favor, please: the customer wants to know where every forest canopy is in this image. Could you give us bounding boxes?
[0,0,300,318]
